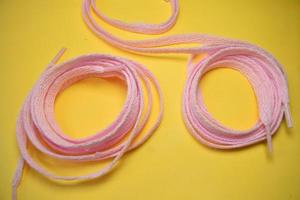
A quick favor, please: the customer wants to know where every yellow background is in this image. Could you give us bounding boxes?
[1,0,300,199]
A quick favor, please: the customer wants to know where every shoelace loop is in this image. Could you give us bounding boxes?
[82,0,292,152]
[13,49,163,199]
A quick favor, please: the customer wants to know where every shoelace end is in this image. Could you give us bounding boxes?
[47,47,67,69]
[284,103,293,128]
[265,125,273,153]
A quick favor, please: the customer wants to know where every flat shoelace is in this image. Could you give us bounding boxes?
[82,0,292,151]
[13,0,293,199]
[13,49,163,199]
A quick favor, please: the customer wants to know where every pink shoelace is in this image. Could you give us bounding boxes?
[82,0,292,151]
[13,0,293,199]
[12,49,163,199]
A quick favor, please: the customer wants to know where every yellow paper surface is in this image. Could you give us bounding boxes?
[0,0,299,199]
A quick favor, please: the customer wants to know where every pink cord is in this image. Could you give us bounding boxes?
[82,0,292,151]
[12,0,293,199]
[12,49,163,199]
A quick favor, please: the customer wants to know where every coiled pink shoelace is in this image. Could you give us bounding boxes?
[12,0,293,199]
[82,0,292,151]
[12,49,163,199]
